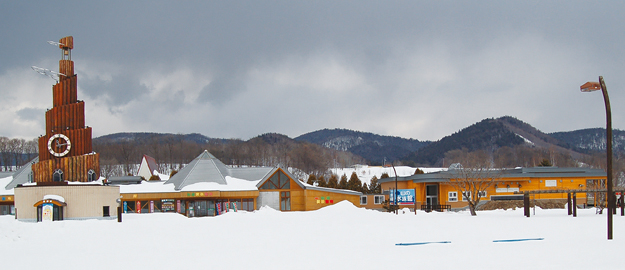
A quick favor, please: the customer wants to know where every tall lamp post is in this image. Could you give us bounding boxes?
[581,76,614,240]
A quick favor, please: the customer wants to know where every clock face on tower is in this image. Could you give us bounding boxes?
[47,134,72,157]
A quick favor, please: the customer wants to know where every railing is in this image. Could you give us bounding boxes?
[421,204,451,212]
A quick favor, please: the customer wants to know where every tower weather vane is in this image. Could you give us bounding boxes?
[31,40,70,82]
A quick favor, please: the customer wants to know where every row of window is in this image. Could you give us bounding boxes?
[123,199,256,216]
[362,192,488,204]
[30,169,98,182]
[360,195,385,205]
[447,191,487,202]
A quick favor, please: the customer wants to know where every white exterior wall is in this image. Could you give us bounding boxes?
[14,185,120,222]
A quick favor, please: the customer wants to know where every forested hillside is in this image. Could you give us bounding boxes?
[295,128,429,164]
[94,132,365,178]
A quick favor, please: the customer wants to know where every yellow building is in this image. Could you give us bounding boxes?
[378,167,606,211]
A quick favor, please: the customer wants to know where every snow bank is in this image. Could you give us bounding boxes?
[1,202,624,269]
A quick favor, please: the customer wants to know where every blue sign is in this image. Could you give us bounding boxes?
[390,189,415,205]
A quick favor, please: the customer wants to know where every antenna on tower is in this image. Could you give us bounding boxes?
[47,41,66,47]
[31,66,66,83]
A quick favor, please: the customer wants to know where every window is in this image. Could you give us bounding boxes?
[260,171,291,190]
[448,192,458,202]
[241,199,254,211]
[462,191,470,201]
[88,170,96,182]
[360,196,367,205]
[374,195,384,204]
[545,180,557,187]
[53,169,64,182]
[280,191,291,211]
[462,191,487,201]
[103,206,110,217]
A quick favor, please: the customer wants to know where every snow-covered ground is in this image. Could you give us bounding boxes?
[1,202,623,269]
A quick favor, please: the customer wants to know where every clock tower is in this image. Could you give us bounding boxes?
[31,36,100,183]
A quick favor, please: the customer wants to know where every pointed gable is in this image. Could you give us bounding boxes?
[165,150,231,190]
[144,155,158,174]
[256,167,306,190]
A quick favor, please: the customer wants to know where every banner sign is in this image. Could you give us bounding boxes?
[389,189,415,205]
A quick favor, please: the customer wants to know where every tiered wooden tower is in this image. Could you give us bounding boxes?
[32,36,100,183]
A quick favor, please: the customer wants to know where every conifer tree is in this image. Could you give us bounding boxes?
[307,174,317,185]
[369,176,381,194]
[361,182,370,194]
[380,172,390,179]
[338,174,348,189]
[347,172,362,192]
[327,174,339,188]
[414,168,425,174]
[317,175,327,187]
[538,158,553,167]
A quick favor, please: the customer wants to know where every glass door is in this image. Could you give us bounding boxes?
[426,185,438,206]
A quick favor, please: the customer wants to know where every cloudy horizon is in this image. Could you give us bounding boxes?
[2,1,624,142]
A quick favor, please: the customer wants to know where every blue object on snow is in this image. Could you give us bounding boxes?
[493,238,544,242]
[395,241,451,246]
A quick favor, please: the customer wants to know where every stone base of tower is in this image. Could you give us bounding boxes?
[14,184,120,222]
[32,153,100,183]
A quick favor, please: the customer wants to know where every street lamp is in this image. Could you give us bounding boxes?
[581,76,614,240]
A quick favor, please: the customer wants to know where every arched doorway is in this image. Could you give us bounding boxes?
[34,197,66,222]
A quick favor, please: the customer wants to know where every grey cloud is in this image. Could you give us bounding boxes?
[80,74,149,107]
[16,108,44,123]
[197,76,245,106]
[2,1,625,141]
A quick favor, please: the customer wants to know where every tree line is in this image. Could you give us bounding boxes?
[94,133,365,178]
[306,172,382,194]
[0,137,38,171]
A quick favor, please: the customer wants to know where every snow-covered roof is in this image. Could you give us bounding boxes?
[0,176,14,196]
[164,150,273,191]
[43,194,65,203]
[4,157,38,190]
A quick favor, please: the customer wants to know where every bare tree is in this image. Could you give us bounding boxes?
[0,136,10,171]
[446,162,501,216]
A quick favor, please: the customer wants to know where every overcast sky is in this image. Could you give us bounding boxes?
[2,1,624,142]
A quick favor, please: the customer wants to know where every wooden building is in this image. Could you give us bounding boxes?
[116,150,362,216]
[378,167,607,211]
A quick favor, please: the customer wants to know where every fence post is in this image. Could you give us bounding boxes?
[567,193,572,215]
[573,192,577,217]
[524,192,530,217]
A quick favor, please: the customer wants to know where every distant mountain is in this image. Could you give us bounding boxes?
[91,117,625,170]
[94,132,231,145]
[401,116,581,166]
[549,128,625,154]
[294,128,430,164]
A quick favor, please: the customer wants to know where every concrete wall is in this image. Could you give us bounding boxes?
[14,185,120,222]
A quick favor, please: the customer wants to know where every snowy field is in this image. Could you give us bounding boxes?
[1,202,624,270]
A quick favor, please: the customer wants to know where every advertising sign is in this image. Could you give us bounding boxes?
[389,189,416,205]
[42,203,53,221]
